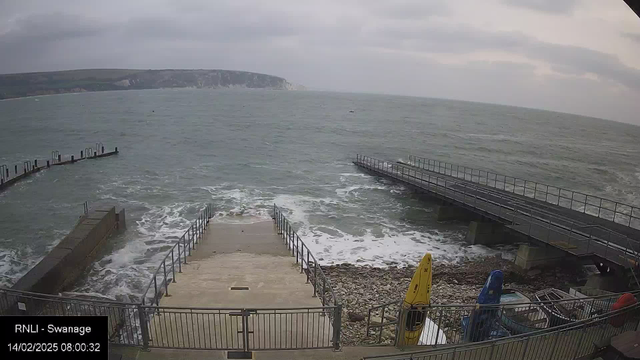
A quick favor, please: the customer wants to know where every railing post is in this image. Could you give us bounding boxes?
[177,240,182,273]
[322,276,326,305]
[153,277,158,305]
[163,261,169,296]
[300,239,304,273]
[296,236,299,263]
[286,222,290,249]
[290,226,294,253]
[183,235,188,264]
[333,304,342,351]
[137,305,150,349]
[306,251,310,281]
[171,250,176,282]
[313,263,318,297]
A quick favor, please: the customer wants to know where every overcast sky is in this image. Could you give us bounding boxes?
[1,0,640,124]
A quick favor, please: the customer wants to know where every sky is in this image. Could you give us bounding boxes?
[1,0,640,124]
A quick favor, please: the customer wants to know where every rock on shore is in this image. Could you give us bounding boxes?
[324,255,585,346]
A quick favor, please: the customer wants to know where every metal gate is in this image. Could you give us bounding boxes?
[142,306,341,351]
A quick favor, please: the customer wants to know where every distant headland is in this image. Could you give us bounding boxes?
[0,69,306,100]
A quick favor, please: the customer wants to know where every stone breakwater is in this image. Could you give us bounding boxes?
[324,255,586,346]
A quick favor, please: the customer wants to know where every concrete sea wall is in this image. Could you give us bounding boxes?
[11,206,125,294]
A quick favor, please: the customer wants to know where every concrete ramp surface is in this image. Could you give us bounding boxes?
[147,220,333,350]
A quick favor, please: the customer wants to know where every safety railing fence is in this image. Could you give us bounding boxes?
[140,306,338,351]
[272,204,342,350]
[0,288,144,346]
[367,290,639,347]
[355,155,640,271]
[363,302,640,360]
[272,204,340,309]
[141,203,213,306]
[406,155,640,230]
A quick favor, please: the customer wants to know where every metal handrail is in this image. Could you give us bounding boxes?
[366,290,640,345]
[355,155,640,270]
[140,204,213,306]
[272,204,339,307]
[272,204,342,350]
[403,160,640,264]
[407,155,640,230]
[142,305,338,311]
[405,161,640,275]
[364,300,640,360]
[0,287,135,306]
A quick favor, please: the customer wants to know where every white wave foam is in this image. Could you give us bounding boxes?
[74,202,198,298]
[296,223,506,267]
[338,173,369,178]
[0,228,69,288]
[0,248,36,288]
[202,185,273,222]
[335,184,390,198]
[603,169,640,207]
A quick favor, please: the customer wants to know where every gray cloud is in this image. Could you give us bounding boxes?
[1,12,107,43]
[501,0,580,14]
[370,25,640,91]
[523,42,640,92]
[0,0,639,123]
[368,23,640,93]
[369,24,530,53]
[622,32,640,43]
[364,0,450,19]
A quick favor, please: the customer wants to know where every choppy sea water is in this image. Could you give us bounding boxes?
[1,89,639,300]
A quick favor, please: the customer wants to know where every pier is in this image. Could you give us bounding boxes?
[354,155,640,285]
[0,143,118,192]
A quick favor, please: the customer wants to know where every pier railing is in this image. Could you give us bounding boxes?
[355,155,640,272]
[366,290,640,347]
[363,300,640,360]
[140,204,213,306]
[0,143,119,191]
[406,155,640,230]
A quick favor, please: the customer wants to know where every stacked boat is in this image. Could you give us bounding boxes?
[500,289,549,334]
[462,283,628,342]
[396,253,634,346]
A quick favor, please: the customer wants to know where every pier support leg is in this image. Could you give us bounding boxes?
[466,221,505,245]
[515,244,566,269]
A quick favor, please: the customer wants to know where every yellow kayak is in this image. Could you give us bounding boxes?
[398,252,432,346]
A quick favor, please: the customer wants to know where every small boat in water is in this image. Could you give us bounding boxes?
[500,289,549,334]
[534,288,590,326]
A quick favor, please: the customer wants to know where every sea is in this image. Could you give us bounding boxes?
[1,88,639,300]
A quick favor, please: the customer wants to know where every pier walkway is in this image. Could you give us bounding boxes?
[354,155,640,275]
